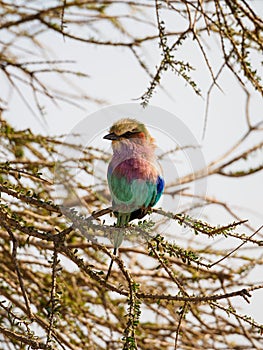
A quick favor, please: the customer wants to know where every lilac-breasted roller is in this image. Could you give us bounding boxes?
[103,118,164,280]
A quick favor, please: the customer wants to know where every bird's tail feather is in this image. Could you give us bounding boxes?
[105,213,130,281]
[105,227,124,281]
[105,246,117,282]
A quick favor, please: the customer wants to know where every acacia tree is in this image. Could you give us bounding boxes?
[0,1,263,349]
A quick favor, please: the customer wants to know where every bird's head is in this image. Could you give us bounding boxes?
[103,118,154,151]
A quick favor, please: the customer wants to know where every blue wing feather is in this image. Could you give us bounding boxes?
[150,175,164,206]
[157,175,165,195]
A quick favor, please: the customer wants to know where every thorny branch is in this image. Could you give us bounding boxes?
[0,1,262,118]
[0,114,262,348]
[0,1,262,349]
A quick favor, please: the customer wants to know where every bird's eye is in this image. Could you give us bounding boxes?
[122,131,133,138]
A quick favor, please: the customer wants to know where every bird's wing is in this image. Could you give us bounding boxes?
[150,175,165,206]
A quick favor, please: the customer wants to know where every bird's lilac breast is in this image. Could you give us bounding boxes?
[108,157,158,183]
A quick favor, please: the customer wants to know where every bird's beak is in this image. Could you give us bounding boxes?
[103,132,119,141]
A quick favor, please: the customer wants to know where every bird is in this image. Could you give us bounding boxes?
[103,118,164,280]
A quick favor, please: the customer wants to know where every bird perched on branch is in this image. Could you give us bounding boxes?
[103,118,164,280]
